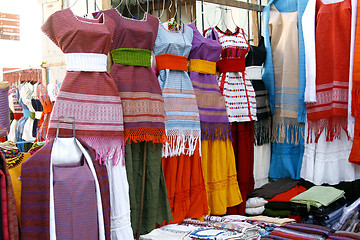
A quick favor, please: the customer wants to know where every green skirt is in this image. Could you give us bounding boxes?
[125,141,172,235]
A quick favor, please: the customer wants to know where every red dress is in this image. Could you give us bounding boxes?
[41,9,124,165]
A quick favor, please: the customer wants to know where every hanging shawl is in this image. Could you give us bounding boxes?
[306,0,351,143]
[21,83,36,142]
[262,0,305,145]
[188,23,231,141]
[0,83,10,138]
[8,86,23,142]
[20,139,111,240]
[349,0,360,164]
[36,83,53,142]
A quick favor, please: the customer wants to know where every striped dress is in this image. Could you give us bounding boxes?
[41,8,124,165]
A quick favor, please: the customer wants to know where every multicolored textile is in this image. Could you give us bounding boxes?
[42,9,124,165]
[21,139,111,240]
[7,86,23,142]
[306,0,351,143]
[154,22,201,158]
[1,168,9,240]
[0,83,10,138]
[36,83,52,142]
[263,223,333,240]
[1,152,19,240]
[188,23,230,141]
[329,231,360,240]
[104,9,167,144]
[205,27,257,123]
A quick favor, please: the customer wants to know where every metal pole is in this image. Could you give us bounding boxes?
[190,0,193,22]
[158,0,161,17]
[179,0,181,22]
[201,0,204,31]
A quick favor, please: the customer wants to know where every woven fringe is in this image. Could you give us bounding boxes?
[125,128,168,144]
[46,136,125,166]
[307,116,349,143]
[254,118,271,146]
[201,122,231,141]
[272,117,304,145]
[162,129,201,158]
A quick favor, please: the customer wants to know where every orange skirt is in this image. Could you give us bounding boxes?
[162,140,208,224]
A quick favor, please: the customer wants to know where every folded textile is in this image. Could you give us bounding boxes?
[332,197,360,231]
[263,223,333,240]
[140,224,199,240]
[290,186,345,210]
[328,231,360,240]
[265,201,291,211]
[267,185,307,202]
[245,206,265,215]
[246,197,268,208]
[263,208,291,218]
[213,222,260,240]
[189,228,250,240]
[248,178,299,199]
[246,216,295,226]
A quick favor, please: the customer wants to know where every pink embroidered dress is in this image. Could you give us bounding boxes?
[41,9,124,164]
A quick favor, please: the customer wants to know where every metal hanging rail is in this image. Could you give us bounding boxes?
[200,0,264,12]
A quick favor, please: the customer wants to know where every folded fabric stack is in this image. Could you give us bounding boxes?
[139,224,200,240]
[290,186,346,227]
[247,177,306,218]
[245,197,268,215]
[333,198,360,232]
[328,231,360,240]
[189,228,255,240]
[263,223,334,240]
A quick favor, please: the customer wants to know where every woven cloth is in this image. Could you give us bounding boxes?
[104,9,167,144]
[154,22,201,158]
[36,83,52,142]
[42,9,125,165]
[188,23,231,141]
[21,139,111,240]
[7,86,23,142]
[204,27,257,123]
[306,0,351,143]
[0,83,10,138]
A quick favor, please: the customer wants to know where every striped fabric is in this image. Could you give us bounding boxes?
[188,23,230,141]
[1,152,19,240]
[205,27,257,123]
[36,83,52,142]
[104,9,167,144]
[264,223,333,240]
[21,139,111,240]
[306,0,351,143]
[8,86,23,142]
[0,83,10,138]
[42,8,125,165]
[154,23,201,158]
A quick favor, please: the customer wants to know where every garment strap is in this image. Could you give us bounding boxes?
[65,53,108,72]
[30,112,35,120]
[111,48,152,67]
[189,59,216,75]
[155,54,188,71]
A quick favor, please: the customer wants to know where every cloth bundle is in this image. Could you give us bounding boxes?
[245,197,268,216]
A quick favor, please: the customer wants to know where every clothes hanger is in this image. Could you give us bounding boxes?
[158,0,167,19]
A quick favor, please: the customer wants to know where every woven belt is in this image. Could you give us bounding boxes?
[23,109,31,118]
[65,53,108,72]
[217,58,245,73]
[155,54,187,71]
[189,59,216,75]
[30,112,35,120]
[111,48,151,67]
[13,113,23,120]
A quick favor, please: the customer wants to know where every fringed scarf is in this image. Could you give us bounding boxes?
[188,23,231,142]
[20,139,111,240]
[154,23,201,158]
[262,0,305,145]
[306,0,351,143]
[349,0,360,164]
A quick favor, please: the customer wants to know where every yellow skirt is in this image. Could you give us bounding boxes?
[201,139,242,215]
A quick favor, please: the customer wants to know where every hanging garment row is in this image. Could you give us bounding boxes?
[18,5,274,240]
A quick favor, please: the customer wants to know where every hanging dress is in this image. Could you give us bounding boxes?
[301,0,360,184]
[21,83,36,142]
[41,8,124,165]
[263,0,305,180]
[16,85,29,152]
[31,83,43,138]
[153,22,208,223]
[104,9,171,236]
[7,86,23,143]
[188,23,242,215]
[206,26,256,215]
[245,38,272,188]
